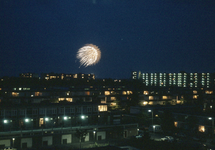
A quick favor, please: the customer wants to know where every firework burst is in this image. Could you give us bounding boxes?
[77,44,101,67]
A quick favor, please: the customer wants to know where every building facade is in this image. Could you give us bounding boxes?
[0,102,138,149]
[132,71,215,89]
[0,103,108,131]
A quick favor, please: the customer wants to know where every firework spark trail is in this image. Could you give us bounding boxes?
[77,44,101,67]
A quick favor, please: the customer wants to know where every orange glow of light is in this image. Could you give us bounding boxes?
[199,126,205,132]
[85,91,90,95]
[149,96,153,100]
[105,91,110,95]
[174,122,178,127]
[144,91,149,95]
[193,95,198,99]
[12,92,19,97]
[162,96,168,100]
[143,101,148,105]
[98,105,107,111]
[193,90,197,94]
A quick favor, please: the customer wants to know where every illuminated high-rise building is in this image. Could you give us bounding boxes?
[132,71,214,89]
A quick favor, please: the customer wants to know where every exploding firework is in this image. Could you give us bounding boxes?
[77,44,101,67]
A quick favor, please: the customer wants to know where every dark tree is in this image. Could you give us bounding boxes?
[137,111,150,127]
[126,91,140,112]
[74,128,88,149]
[161,110,176,134]
[141,131,151,144]
[186,116,198,131]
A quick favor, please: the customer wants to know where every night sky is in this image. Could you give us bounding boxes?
[1,0,215,79]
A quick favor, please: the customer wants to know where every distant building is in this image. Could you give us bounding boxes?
[132,71,215,89]
[41,73,95,80]
[19,73,39,78]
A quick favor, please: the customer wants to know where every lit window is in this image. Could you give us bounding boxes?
[85,91,90,95]
[39,118,44,127]
[193,90,197,94]
[127,91,132,95]
[122,91,127,95]
[174,122,178,127]
[148,101,153,105]
[111,103,116,106]
[66,98,73,102]
[149,96,153,100]
[162,96,168,100]
[98,105,107,111]
[199,125,205,132]
[61,75,64,80]
[111,97,116,100]
[105,91,110,95]
[205,91,213,94]
[73,74,77,78]
[58,98,64,101]
[193,95,198,99]
[12,92,19,97]
[35,92,42,96]
[143,101,148,105]
[144,91,148,95]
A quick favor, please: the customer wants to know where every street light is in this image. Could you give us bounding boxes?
[208,117,214,139]
[25,119,29,123]
[148,110,153,125]
[45,117,49,121]
[153,125,156,133]
[81,115,85,119]
[12,138,15,147]
[3,120,8,124]
[93,130,96,145]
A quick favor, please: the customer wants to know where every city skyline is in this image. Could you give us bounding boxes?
[1,0,215,79]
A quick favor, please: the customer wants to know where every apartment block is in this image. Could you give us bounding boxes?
[132,71,215,89]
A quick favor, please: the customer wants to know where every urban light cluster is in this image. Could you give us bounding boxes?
[132,71,213,88]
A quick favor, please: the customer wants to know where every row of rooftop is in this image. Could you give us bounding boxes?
[0,72,214,108]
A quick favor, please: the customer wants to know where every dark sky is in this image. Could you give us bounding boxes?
[1,0,215,79]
